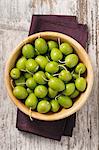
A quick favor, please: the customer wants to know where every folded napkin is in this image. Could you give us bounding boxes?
[16,15,88,141]
[29,15,88,48]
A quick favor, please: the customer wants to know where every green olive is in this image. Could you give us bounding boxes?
[75,77,87,92]
[60,42,73,55]
[48,40,58,51]
[34,85,48,98]
[70,89,79,98]
[33,71,47,84]
[22,44,35,58]
[50,100,60,112]
[48,77,65,92]
[13,86,28,99]
[75,63,86,74]
[25,93,38,110]
[48,87,58,98]
[35,55,48,70]
[26,59,39,73]
[51,48,63,62]
[16,57,27,70]
[65,54,79,68]
[45,61,59,74]
[10,68,21,79]
[59,70,72,82]
[63,83,75,96]
[37,100,51,113]
[58,95,72,108]
[35,38,48,54]
[26,77,37,90]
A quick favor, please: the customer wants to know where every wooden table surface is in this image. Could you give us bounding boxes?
[0,0,99,150]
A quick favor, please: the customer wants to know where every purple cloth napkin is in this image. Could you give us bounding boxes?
[16,15,88,141]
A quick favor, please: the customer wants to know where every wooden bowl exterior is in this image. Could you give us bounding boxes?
[4,32,93,121]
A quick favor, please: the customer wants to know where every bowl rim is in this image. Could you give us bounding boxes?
[4,31,94,121]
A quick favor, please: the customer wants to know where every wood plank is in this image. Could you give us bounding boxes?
[0,0,33,31]
[0,29,28,150]
[76,0,99,150]
[0,0,77,31]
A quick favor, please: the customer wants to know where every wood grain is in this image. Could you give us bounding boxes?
[77,0,99,149]
[0,0,98,150]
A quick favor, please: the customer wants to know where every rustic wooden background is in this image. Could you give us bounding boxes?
[0,0,99,150]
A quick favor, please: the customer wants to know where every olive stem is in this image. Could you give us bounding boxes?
[35,48,40,55]
[16,83,26,85]
[10,79,15,89]
[58,64,67,71]
[26,69,34,75]
[55,94,61,100]
[21,69,33,75]
[46,56,51,62]
[79,69,82,78]
[71,70,74,75]
[42,76,49,82]
[58,37,61,47]
[29,107,33,121]
[58,60,65,64]
[53,73,59,77]
[20,69,26,72]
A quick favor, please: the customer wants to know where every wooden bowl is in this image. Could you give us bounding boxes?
[4,32,93,121]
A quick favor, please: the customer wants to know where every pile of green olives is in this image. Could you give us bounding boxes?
[10,37,87,114]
